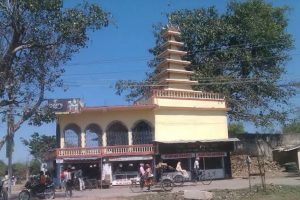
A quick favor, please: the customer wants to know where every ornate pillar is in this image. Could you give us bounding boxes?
[81,131,85,147]
[128,130,132,145]
[102,131,107,146]
[60,131,65,148]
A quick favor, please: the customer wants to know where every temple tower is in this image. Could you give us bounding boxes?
[153,26,197,91]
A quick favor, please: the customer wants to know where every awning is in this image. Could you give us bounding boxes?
[273,144,300,152]
[154,138,239,144]
[63,157,100,161]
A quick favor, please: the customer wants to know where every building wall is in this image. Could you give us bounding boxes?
[58,109,154,148]
[154,109,228,142]
[57,106,229,147]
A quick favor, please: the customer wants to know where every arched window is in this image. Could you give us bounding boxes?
[85,124,102,147]
[132,121,153,144]
[64,124,81,148]
[106,121,128,146]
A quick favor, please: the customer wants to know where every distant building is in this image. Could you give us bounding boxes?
[46,26,237,186]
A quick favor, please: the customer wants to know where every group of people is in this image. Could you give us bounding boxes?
[60,167,85,191]
[138,157,202,189]
[138,163,153,190]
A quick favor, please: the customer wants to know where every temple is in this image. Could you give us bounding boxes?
[46,26,237,186]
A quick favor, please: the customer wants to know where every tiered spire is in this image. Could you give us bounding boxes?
[154,26,197,91]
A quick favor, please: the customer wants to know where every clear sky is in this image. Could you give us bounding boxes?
[1,0,299,163]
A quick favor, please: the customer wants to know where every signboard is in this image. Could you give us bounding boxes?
[109,156,153,162]
[161,153,194,160]
[56,159,64,164]
[196,152,227,158]
[48,98,83,113]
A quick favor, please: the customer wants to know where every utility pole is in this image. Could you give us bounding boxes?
[6,104,14,196]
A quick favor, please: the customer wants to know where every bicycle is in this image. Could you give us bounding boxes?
[130,175,173,193]
[64,180,73,198]
[83,178,98,190]
[194,170,214,185]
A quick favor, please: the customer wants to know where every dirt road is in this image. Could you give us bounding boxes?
[11,175,300,200]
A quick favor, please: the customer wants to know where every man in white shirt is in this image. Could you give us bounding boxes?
[139,163,145,189]
[193,157,200,181]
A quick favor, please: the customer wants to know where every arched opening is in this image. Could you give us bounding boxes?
[106,121,128,146]
[85,124,102,147]
[132,120,153,144]
[64,124,81,148]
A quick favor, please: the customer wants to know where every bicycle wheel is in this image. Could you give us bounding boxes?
[18,190,30,200]
[44,188,55,199]
[200,173,213,185]
[65,182,73,198]
[173,174,184,187]
[161,179,173,191]
[130,180,141,193]
[65,188,72,198]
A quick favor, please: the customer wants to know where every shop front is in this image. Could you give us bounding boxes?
[53,157,102,186]
[102,155,153,185]
[155,139,238,179]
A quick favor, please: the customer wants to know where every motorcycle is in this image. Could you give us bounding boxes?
[0,179,8,200]
[18,178,55,200]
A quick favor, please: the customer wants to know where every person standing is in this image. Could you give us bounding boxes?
[193,157,200,181]
[144,164,153,191]
[155,160,167,182]
[139,163,145,189]
[63,167,73,197]
[75,169,85,191]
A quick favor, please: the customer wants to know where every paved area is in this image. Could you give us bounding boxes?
[10,175,300,200]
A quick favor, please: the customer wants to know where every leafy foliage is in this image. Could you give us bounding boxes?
[0,160,6,177]
[282,120,300,134]
[0,0,110,150]
[22,132,56,162]
[228,122,245,135]
[116,0,295,127]
[12,162,27,181]
[29,159,41,175]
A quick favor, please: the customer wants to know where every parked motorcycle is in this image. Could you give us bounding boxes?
[18,178,55,200]
[0,179,8,200]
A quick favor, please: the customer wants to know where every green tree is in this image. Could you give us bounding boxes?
[0,0,110,149]
[29,159,41,175]
[0,1,109,193]
[228,122,245,135]
[282,120,300,134]
[116,0,295,127]
[0,160,7,177]
[22,132,56,162]
[12,162,27,181]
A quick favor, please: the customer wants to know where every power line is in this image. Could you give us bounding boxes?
[64,42,298,67]
[60,52,300,80]
[63,77,299,88]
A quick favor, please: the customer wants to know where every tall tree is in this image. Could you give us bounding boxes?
[0,0,109,194]
[116,0,295,127]
[282,120,300,134]
[22,132,56,162]
[0,0,109,149]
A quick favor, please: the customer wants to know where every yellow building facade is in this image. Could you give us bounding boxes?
[48,26,236,186]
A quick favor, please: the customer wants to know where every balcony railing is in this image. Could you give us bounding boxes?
[152,89,224,100]
[47,144,154,160]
